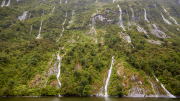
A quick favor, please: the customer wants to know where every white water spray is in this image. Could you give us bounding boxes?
[104,56,114,97]
[154,75,176,98]
[1,0,5,7]
[130,5,135,21]
[154,4,157,9]
[30,25,33,37]
[163,8,179,25]
[59,11,67,40]
[36,19,43,39]
[161,13,172,25]
[147,76,158,97]
[144,8,149,23]
[49,7,55,15]
[65,0,67,4]
[18,11,28,21]
[41,10,44,17]
[6,0,10,6]
[117,5,125,31]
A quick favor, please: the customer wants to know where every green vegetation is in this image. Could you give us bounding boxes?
[0,0,180,97]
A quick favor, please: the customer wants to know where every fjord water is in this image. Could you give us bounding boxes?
[0,97,179,101]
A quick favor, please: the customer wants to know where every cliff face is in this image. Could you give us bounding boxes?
[0,0,180,97]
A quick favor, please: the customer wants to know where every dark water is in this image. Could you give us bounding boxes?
[0,97,180,101]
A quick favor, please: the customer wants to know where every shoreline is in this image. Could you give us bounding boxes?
[1,95,180,98]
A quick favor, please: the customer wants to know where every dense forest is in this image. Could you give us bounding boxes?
[0,0,180,97]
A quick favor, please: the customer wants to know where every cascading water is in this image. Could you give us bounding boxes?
[117,4,125,31]
[59,11,67,40]
[59,0,61,4]
[101,37,103,44]
[113,0,115,3]
[163,8,179,25]
[169,16,179,25]
[144,8,149,23]
[1,0,5,7]
[147,76,158,97]
[154,75,176,98]
[65,0,67,4]
[28,25,33,41]
[49,7,55,15]
[154,4,157,9]
[41,10,44,17]
[6,0,10,6]
[104,56,114,97]
[161,13,172,25]
[18,11,28,21]
[36,19,43,39]
[130,5,135,21]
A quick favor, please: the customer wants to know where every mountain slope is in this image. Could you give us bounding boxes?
[0,0,180,97]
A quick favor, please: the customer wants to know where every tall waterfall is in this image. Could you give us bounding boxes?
[18,11,28,21]
[36,19,43,39]
[161,13,172,25]
[163,8,179,25]
[130,5,135,21]
[49,7,55,15]
[154,4,157,9]
[117,5,125,31]
[144,8,149,23]
[56,50,66,97]
[6,0,10,6]
[147,76,158,97]
[41,10,44,17]
[154,75,176,98]
[169,16,179,25]
[59,11,67,40]
[1,0,5,7]
[104,56,114,97]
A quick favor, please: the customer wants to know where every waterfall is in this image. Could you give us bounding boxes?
[17,0,19,2]
[1,0,5,7]
[161,13,172,25]
[137,26,149,37]
[59,0,61,3]
[59,11,67,40]
[144,8,149,23]
[101,37,103,44]
[36,19,43,39]
[56,50,66,97]
[6,0,10,6]
[18,11,28,21]
[154,75,176,98]
[113,0,115,3]
[154,4,157,9]
[147,76,158,97]
[117,5,125,31]
[41,10,44,17]
[30,25,33,37]
[163,8,167,13]
[130,5,135,21]
[169,16,179,25]
[49,7,55,15]
[104,56,115,97]
[96,0,97,2]
[65,0,67,4]
[163,8,179,25]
